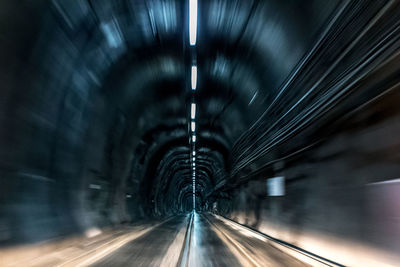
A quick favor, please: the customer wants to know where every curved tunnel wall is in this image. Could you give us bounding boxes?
[1,1,400,265]
[212,1,400,265]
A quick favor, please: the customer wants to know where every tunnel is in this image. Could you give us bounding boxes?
[1,0,400,266]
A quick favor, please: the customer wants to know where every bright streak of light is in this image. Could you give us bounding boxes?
[100,21,123,48]
[85,227,102,238]
[191,103,196,119]
[192,135,196,142]
[89,184,101,190]
[191,66,197,90]
[193,151,196,156]
[189,0,197,46]
[191,121,196,132]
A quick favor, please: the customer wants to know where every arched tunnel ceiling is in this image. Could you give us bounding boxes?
[3,0,353,216]
[2,2,400,263]
[42,0,340,132]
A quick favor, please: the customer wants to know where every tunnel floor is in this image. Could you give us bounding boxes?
[83,213,309,267]
[0,213,336,266]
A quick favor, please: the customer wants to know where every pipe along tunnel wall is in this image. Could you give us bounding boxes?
[1,0,400,266]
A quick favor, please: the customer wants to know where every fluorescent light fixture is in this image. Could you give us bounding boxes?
[191,121,196,132]
[192,151,196,156]
[192,135,196,142]
[189,0,197,46]
[191,66,197,90]
[191,103,196,119]
[267,176,285,196]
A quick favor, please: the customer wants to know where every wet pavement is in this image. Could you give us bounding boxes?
[89,213,311,267]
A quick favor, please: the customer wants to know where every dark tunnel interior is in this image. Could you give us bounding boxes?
[1,0,400,266]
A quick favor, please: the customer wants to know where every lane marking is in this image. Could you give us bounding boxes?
[203,215,261,267]
[160,214,190,267]
[57,218,174,267]
[178,212,194,267]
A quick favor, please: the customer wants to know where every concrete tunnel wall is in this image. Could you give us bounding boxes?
[221,88,400,265]
[0,1,400,265]
[207,1,400,265]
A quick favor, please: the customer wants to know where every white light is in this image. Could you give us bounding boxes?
[189,0,197,46]
[191,121,196,132]
[192,151,196,156]
[191,66,197,90]
[193,157,196,161]
[89,184,101,190]
[192,135,196,142]
[191,103,196,119]
[85,227,102,238]
[267,176,285,196]
[193,162,196,167]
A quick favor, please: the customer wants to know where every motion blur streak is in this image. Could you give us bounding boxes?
[1,0,400,266]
